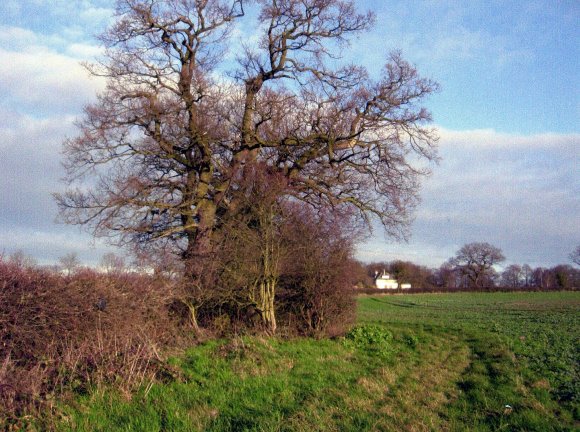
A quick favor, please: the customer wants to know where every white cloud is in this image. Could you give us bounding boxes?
[0,25,78,52]
[438,128,580,149]
[66,43,104,59]
[0,26,38,47]
[79,6,115,24]
[0,113,75,231]
[359,129,580,268]
[0,43,105,115]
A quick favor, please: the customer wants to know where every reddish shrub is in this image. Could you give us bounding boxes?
[277,206,359,337]
[0,260,188,426]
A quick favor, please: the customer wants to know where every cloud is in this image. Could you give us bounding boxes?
[0,22,108,265]
[0,27,104,115]
[351,0,540,80]
[0,112,74,228]
[358,239,451,267]
[358,128,580,268]
[79,6,115,24]
[0,111,118,267]
[0,26,38,47]
[66,43,104,59]
[438,128,580,148]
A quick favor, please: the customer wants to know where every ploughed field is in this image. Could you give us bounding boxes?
[55,292,579,431]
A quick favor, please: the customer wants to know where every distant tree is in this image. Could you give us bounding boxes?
[433,261,461,289]
[8,250,37,268]
[59,252,80,276]
[521,264,533,287]
[100,252,126,274]
[531,267,551,289]
[501,264,522,288]
[450,242,505,288]
[552,265,580,289]
[570,245,580,266]
[388,260,435,289]
[351,260,373,288]
[388,260,412,284]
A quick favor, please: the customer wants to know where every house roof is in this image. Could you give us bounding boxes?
[376,271,395,281]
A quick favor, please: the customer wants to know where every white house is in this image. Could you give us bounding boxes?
[374,270,412,289]
[374,271,399,289]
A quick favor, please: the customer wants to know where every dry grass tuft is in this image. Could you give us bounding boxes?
[531,379,551,390]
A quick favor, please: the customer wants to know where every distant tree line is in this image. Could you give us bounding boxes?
[359,242,580,291]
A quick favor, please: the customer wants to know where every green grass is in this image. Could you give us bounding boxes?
[44,291,579,431]
[359,292,580,431]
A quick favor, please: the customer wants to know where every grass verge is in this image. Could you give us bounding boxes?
[22,291,580,431]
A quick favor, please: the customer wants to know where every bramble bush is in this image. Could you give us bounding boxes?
[0,259,189,426]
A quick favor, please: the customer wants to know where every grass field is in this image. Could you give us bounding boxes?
[49,291,579,431]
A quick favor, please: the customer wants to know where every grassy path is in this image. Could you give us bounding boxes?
[56,333,470,431]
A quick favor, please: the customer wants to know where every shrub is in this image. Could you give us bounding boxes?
[0,259,188,426]
[277,206,359,337]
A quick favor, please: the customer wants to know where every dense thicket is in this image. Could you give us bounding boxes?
[0,260,186,423]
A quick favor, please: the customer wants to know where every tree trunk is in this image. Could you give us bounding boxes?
[257,277,277,334]
[186,301,200,333]
[182,195,217,330]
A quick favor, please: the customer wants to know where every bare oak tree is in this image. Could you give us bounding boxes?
[450,242,505,288]
[56,0,439,302]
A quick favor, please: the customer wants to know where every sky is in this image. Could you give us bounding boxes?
[0,0,578,269]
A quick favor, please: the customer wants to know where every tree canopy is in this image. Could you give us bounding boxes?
[56,0,438,264]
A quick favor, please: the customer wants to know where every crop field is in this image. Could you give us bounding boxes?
[358,292,579,431]
[49,292,578,431]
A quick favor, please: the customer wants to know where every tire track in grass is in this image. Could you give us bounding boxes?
[371,333,471,431]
